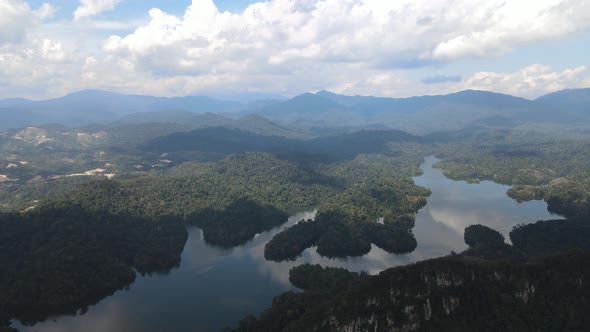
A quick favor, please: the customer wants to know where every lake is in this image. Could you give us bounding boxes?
[15,156,557,332]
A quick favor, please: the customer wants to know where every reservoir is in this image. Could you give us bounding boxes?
[15,156,557,332]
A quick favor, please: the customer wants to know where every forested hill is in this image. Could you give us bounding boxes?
[143,127,424,162]
[0,204,187,325]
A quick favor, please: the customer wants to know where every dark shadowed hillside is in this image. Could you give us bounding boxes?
[143,127,423,161]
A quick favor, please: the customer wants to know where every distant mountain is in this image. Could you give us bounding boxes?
[315,90,368,107]
[2,87,589,133]
[49,90,242,114]
[0,90,244,130]
[250,93,367,130]
[536,87,590,104]
[317,89,530,114]
[249,89,534,133]
[0,98,31,108]
[440,90,531,108]
[113,110,233,127]
[208,92,288,103]
[0,107,44,131]
[532,88,590,123]
[112,111,308,139]
[242,99,284,112]
[257,93,347,115]
[233,114,311,139]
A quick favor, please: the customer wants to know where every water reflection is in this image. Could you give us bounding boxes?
[15,156,557,332]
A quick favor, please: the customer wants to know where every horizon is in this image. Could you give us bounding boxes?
[1,0,589,100]
[4,86,588,103]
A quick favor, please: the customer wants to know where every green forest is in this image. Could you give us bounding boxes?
[2,118,590,331]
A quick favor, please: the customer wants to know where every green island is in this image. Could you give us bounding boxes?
[264,210,419,260]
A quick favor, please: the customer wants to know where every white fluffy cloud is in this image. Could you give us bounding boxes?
[431,0,590,60]
[329,65,590,99]
[0,1,71,97]
[0,0,589,99]
[95,0,590,96]
[74,0,124,21]
[462,65,590,98]
[104,0,590,67]
[0,0,55,45]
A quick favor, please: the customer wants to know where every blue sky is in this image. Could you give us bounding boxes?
[26,0,257,20]
[1,0,589,99]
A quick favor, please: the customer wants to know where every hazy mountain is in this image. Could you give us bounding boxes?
[0,98,32,108]
[208,92,288,103]
[536,87,590,104]
[241,99,285,112]
[528,88,590,123]
[313,90,368,107]
[233,114,311,139]
[113,110,233,127]
[247,88,590,133]
[257,93,347,115]
[0,90,244,130]
[112,110,307,139]
[317,89,530,112]
[46,90,242,115]
[250,93,367,129]
[0,107,39,131]
[2,87,589,133]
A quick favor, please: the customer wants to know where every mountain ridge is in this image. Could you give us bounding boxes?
[1,87,589,132]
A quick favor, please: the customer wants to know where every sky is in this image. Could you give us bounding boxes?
[1,0,589,100]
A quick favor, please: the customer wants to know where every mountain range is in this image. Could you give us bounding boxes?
[1,87,589,133]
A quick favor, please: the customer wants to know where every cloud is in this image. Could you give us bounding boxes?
[0,0,589,99]
[334,64,590,99]
[94,0,590,96]
[0,1,67,97]
[74,0,124,21]
[105,0,590,68]
[431,1,590,60]
[34,3,57,20]
[462,65,590,98]
[0,0,55,45]
[422,75,462,85]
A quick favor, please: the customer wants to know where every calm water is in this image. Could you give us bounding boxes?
[15,156,557,332]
